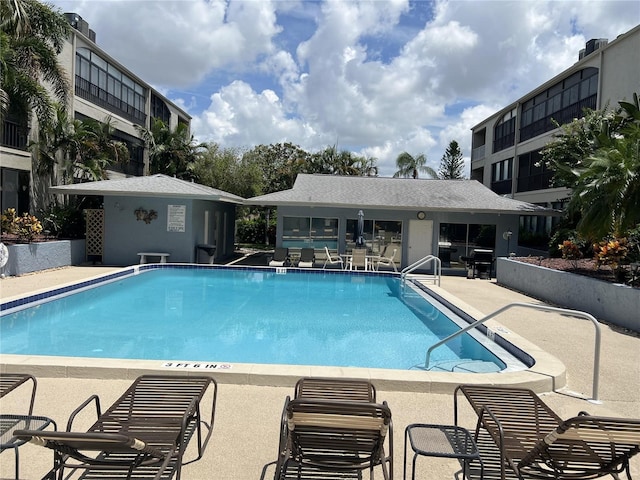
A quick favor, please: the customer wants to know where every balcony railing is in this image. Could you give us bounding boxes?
[471,145,485,161]
[75,76,146,126]
[1,119,29,150]
[520,95,597,142]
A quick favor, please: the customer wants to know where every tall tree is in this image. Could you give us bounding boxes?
[243,142,310,194]
[567,94,640,238]
[438,140,465,179]
[543,94,640,240]
[33,105,128,184]
[356,155,378,177]
[307,145,365,176]
[191,143,263,199]
[1,0,70,126]
[393,152,437,179]
[136,118,203,180]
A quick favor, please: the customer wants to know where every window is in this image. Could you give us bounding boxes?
[491,158,513,194]
[517,150,553,192]
[151,94,171,124]
[345,218,402,256]
[493,108,516,153]
[282,217,339,250]
[74,49,147,125]
[520,68,598,141]
[438,223,496,269]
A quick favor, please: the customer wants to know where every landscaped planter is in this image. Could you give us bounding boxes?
[496,257,639,332]
[2,239,86,276]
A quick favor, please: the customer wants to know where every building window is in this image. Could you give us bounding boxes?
[470,167,484,183]
[520,67,598,141]
[0,111,29,150]
[0,168,30,214]
[344,219,402,256]
[493,109,516,153]
[282,216,339,250]
[151,94,170,124]
[75,48,147,125]
[517,150,553,192]
[438,223,496,269]
[490,158,513,194]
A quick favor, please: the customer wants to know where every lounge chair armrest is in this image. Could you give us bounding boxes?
[67,394,101,432]
[383,400,394,476]
[477,405,507,450]
[274,396,292,478]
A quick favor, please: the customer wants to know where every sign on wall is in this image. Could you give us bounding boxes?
[167,204,186,232]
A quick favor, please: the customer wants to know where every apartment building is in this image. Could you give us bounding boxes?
[470,24,640,237]
[0,12,190,214]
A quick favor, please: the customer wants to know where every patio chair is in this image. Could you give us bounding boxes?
[322,246,344,270]
[294,377,376,402]
[375,248,397,272]
[1,373,57,480]
[297,248,315,268]
[270,247,290,267]
[15,374,217,480]
[348,248,367,271]
[275,398,393,480]
[454,385,640,480]
[0,373,37,416]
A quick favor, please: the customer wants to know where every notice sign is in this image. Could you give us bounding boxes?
[167,204,186,232]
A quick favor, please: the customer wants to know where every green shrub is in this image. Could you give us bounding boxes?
[236,216,277,245]
[40,203,85,238]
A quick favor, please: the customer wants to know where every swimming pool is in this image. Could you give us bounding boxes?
[0,266,526,372]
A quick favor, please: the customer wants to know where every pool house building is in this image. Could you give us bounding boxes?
[50,174,243,266]
[247,174,554,273]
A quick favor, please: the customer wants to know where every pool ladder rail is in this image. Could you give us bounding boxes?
[400,255,441,288]
[423,302,603,403]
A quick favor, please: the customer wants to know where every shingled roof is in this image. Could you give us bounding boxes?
[50,174,244,204]
[247,174,555,215]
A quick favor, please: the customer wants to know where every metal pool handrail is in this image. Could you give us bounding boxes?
[424,302,602,402]
[401,255,441,287]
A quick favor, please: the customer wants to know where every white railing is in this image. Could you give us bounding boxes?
[401,255,441,287]
[424,302,603,402]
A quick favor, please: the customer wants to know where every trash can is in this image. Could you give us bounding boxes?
[195,244,216,264]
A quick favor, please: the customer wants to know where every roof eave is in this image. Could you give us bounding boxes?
[50,187,244,204]
[244,199,557,215]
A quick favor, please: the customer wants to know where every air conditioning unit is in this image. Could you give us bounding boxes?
[580,38,608,60]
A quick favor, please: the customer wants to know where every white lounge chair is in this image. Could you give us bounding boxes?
[322,246,344,269]
[375,248,397,272]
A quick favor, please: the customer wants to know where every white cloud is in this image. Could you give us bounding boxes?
[50,0,639,179]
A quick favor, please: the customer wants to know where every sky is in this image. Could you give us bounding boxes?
[48,0,640,178]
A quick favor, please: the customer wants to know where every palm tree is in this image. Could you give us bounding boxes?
[33,105,128,184]
[1,0,70,126]
[136,118,204,179]
[393,152,438,179]
[570,94,640,239]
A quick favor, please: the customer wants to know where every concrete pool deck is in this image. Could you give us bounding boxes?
[1,265,639,479]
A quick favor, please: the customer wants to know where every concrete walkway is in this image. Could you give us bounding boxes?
[1,265,638,479]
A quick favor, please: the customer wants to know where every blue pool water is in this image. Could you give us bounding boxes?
[0,268,509,371]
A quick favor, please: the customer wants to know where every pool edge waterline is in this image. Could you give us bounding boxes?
[0,264,567,393]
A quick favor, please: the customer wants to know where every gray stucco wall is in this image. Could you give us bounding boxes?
[275,206,519,270]
[496,257,639,332]
[102,196,236,266]
[3,240,85,276]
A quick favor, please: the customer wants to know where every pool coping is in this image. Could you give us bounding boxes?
[0,265,566,394]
